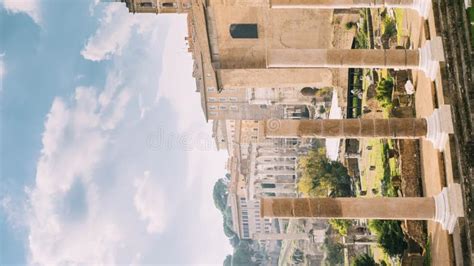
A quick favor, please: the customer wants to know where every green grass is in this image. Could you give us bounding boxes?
[376,76,395,118]
[387,140,400,178]
[360,139,385,194]
[355,9,370,49]
[381,142,397,197]
[360,139,397,197]
[423,237,432,266]
[393,8,406,45]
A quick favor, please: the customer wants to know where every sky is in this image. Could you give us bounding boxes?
[0,0,232,264]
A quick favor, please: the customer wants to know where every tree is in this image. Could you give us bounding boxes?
[213,178,229,212]
[329,219,352,236]
[232,241,259,266]
[319,105,326,114]
[223,222,236,238]
[352,254,377,266]
[368,220,407,258]
[212,178,239,248]
[297,149,353,197]
[223,255,232,266]
[324,237,344,266]
[375,78,394,108]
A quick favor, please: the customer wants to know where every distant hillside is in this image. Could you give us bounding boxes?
[212,176,259,266]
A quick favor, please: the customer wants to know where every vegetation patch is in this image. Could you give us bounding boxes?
[376,77,394,118]
[297,148,353,197]
[368,220,408,258]
[393,8,406,44]
[352,253,377,266]
[381,15,397,40]
[324,236,344,266]
[355,9,370,48]
[423,237,432,266]
[468,8,474,47]
[329,219,352,236]
[214,176,261,265]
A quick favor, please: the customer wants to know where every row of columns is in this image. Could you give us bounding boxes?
[262,7,457,232]
[261,106,461,233]
[219,37,444,90]
[255,0,462,236]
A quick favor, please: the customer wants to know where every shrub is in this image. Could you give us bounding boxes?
[368,220,408,258]
[345,21,356,30]
[382,16,397,39]
[376,78,394,104]
[352,254,377,266]
[318,105,326,114]
[329,219,352,236]
[324,238,344,266]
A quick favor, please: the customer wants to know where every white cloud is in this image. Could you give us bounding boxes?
[28,84,128,265]
[2,0,41,25]
[133,171,167,234]
[155,16,205,131]
[22,10,232,265]
[0,57,5,78]
[81,4,160,61]
[0,56,5,93]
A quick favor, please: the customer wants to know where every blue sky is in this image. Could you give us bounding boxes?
[0,0,231,264]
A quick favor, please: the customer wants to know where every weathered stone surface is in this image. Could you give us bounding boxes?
[266,118,428,138]
[261,197,436,219]
[268,48,420,69]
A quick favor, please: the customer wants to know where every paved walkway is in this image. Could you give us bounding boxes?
[402,6,457,265]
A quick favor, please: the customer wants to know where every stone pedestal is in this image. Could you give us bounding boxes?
[270,0,432,18]
[261,184,464,234]
[434,184,464,233]
[418,37,445,81]
[425,105,454,151]
[267,38,444,81]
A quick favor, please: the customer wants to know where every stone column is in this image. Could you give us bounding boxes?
[265,105,454,151]
[267,37,444,81]
[270,0,432,18]
[261,184,464,234]
[266,118,428,138]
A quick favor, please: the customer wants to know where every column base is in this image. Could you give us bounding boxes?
[434,184,464,234]
[418,36,445,81]
[425,105,454,151]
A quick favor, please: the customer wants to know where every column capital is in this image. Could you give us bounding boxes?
[418,36,445,81]
[425,104,454,151]
[434,183,464,234]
